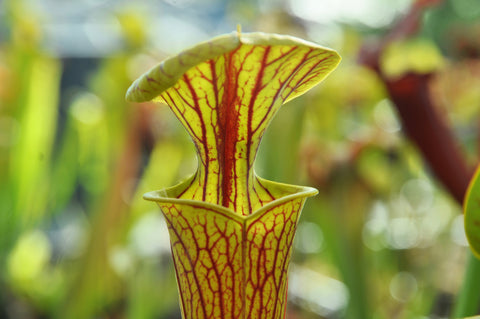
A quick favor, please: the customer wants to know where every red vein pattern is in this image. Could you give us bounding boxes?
[128,32,340,319]
[157,42,338,215]
[156,182,309,319]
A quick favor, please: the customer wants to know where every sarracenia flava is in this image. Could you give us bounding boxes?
[126,30,340,319]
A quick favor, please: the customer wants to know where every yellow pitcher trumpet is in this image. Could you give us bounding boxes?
[127,31,340,319]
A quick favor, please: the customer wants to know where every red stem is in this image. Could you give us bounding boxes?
[359,0,473,205]
[383,73,471,204]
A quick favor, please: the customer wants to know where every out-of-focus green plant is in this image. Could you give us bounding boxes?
[0,3,63,312]
[0,1,61,246]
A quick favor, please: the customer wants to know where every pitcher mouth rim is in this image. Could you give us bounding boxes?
[126,30,340,103]
[143,176,318,222]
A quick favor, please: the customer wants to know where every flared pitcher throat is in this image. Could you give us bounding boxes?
[127,31,340,319]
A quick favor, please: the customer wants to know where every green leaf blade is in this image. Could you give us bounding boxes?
[465,166,480,258]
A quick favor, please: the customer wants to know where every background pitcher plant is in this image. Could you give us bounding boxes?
[126,31,340,319]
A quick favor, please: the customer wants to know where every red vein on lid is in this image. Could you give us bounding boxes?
[208,59,223,204]
[159,63,174,78]
[217,49,241,209]
[284,55,332,100]
[245,46,271,214]
[145,75,160,85]
[183,74,210,202]
[251,49,314,136]
[163,90,203,144]
[264,46,298,66]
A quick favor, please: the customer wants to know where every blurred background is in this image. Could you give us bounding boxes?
[1,0,480,318]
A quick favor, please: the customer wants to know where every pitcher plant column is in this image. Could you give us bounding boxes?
[126,31,340,319]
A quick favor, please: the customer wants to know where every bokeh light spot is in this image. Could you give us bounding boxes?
[389,271,418,302]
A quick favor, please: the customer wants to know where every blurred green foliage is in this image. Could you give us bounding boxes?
[1,0,480,318]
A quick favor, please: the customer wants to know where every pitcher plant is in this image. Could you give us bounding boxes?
[126,30,340,319]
